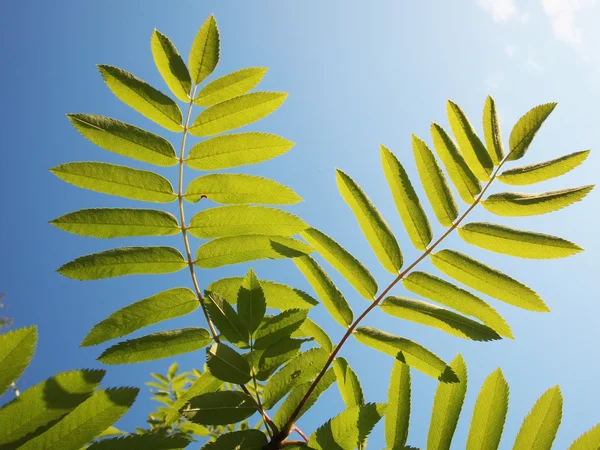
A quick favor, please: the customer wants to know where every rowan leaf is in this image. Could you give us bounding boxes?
[291,318,333,353]
[483,96,504,165]
[184,391,256,426]
[512,386,562,450]
[412,134,459,227]
[237,268,266,335]
[81,288,198,346]
[257,338,305,381]
[151,30,191,102]
[458,222,583,259]
[0,326,37,396]
[185,173,301,204]
[205,293,249,348]
[254,309,307,349]
[568,423,600,450]
[87,433,191,450]
[508,103,557,161]
[98,328,211,364]
[57,246,187,280]
[498,150,590,185]
[98,65,182,132]
[195,68,267,106]
[195,235,311,268]
[206,343,251,384]
[336,169,403,273]
[333,357,364,409]
[201,429,267,450]
[188,15,219,85]
[386,360,411,450]
[189,92,287,137]
[164,371,223,425]
[51,162,176,203]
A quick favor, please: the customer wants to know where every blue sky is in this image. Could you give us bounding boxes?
[1,1,599,448]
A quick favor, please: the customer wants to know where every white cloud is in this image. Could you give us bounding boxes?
[485,72,506,89]
[526,53,544,72]
[478,0,518,21]
[541,0,596,46]
[505,44,516,56]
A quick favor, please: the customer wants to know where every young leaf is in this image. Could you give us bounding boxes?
[195,235,312,268]
[188,15,219,85]
[189,92,287,136]
[195,68,267,106]
[483,96,504,165]
[498,150,590,185]
[57,246,187,280]
[206,343,252,384]
[458,222,583,259]
[0,369,105,447]
[427,354,468,450]
[403,271,512,338]
[301,228,377,299]
[51,208,180,239]
[237,268,267,335]
[185,173,301,204]
[51,162,176,203]
[412,134,459,227]
[151,30,191,102]
[386,360,411,450]
[257,338,305,381]
[184,391,257,425]
[333,357,364,409]
[381,144,433,250]
[568,423,600,450]
[18,388,138,450]
[98,328,211,364]
[67,114,178,166]
[482,186,593,217]
[164,371,223,425]
[205,293,249,348]
[291,317,333,352]
[98,65,182,132]
[466,368,509,450]
[336,169,403,273]
[87,433,192,450]
[512,386,562,450]
[353,327,458,382]
[508,103,557,161]
[381,296,501,341]
[254,309,307,349]
[81,288,198,347]
[201,430,267,450]
[186,132,294,170]
[430,249,547,311]
[293,255,354,327]
[447,100,493,179]
[0,326,37,396]
[189,205,307,238]
[430,123,482,203]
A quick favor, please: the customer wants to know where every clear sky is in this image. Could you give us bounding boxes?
[1,1,599,448]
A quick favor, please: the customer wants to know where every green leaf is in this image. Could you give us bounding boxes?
[512,386,562,450]
[51,208,180,239]
[51,162,176,203]
[167,362,178,379]
[508,103,557,161]
[430,124,482,203]
[381,144,433,250]
[237,268,267,336]
[164,371,223,425]
[0,326,37,396]
[412,134,459,227]
[195,68,267,106]
[151,30,191,102]
[482,186,593,216]
[353,327,457,382]
[185,391,257,425]
[386,360,411,450]
[262,348,329,409]
[98,328,211,364]
[257,338,305,381]
[189,205,307,238]
[57,246,187,280]
[458,222,583,259]
[498,150,590,185]
[427,354,468,450]
[0,369,104,447]
[201,429,267,450]
[98,65,182,132]
[301,228,377,300]
[568,423,600,450]
[18,388,138,450]
[308,403,386,450]
[87,433,191,450]
[291,318,333,353]
[205,293,249,348]
[67,114,177,166]
[185,173,301,204]
[186,132,294,170]
[293,255,354,327]
[206,277,318,310]
[254,309,307,349]
[466,368,509,450]
[189,92,287,137]
[334,357,364,409]
[381,296,501,341]
[188,15,219,85]
[195,235,312,268]
[206,343,251,384]
[447,100,493,179]
[483,96,504,165]
[430,250,547,311]
[81,288,198,347]
[336,169,403,273]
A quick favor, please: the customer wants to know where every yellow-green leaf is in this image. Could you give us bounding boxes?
[185,391,257,426]
[151,30,192,101]
[386,360,411,450]
[381,144,433,250]
[195,68,267,106]
[164,371,223,425]
[483,96,504,165]
[336,169,403,273]
[498,150,590,185]
[0,326,37,396]
[512,386,562,450]
[569,423,600,450]
[508,103,557,161]
[333,357,364,409]
[206,343,252,384]
[291,318,333,352]
[237,268,267,335]
[188,15,219,85]
[458,222,582,259]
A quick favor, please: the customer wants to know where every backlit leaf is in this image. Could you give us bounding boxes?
[87,433,191,450]
[164,371,223,425]
[151,30,191,102]
[508,103,557,161]
[291,318,333,353]
[257,338,305,381]
[184,391,256,426]
[206,343,251,384]
[237,268,266,335]
[386,360,411,450]
[195,68,267,106]
[188,15,219,85]
[254,309,307,349]
[0,327,37,396]
[333,357,364,409]
[483,96,504,165]
[201,430,267,450]
[498,150,590,185]
[512,386,562,450]
[205,293,249,348]
[568,423,600,450]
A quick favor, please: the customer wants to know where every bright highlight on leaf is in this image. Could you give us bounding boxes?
[237,268,267,335]
[188,14,220,85]
[151,30,192,102]
[195,67,267,106]
[512,386,562,450]
[498,150,590,185]
[483,96,504,165]
[0,326,37,396]
[385,360,411,450]
[508,103,557,161]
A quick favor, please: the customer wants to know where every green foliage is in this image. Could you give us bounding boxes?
[184,391,257,425]
[512,386,562,450]
[385,361,411,450]
[195,68,267,107]
[0,326,36,396]
[498,150,590,185]
[507,103,557,161]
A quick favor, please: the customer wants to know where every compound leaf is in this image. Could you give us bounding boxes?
[188,15,219,85]
[386,360,411,450]
[498,150,590,185]
[508,103,557,161]
[195,68,267,106]
[151,30,191,102]
[512,386,562,450]
[206,343,251,384]
[0,326,37,396]
[483,96,504,165]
